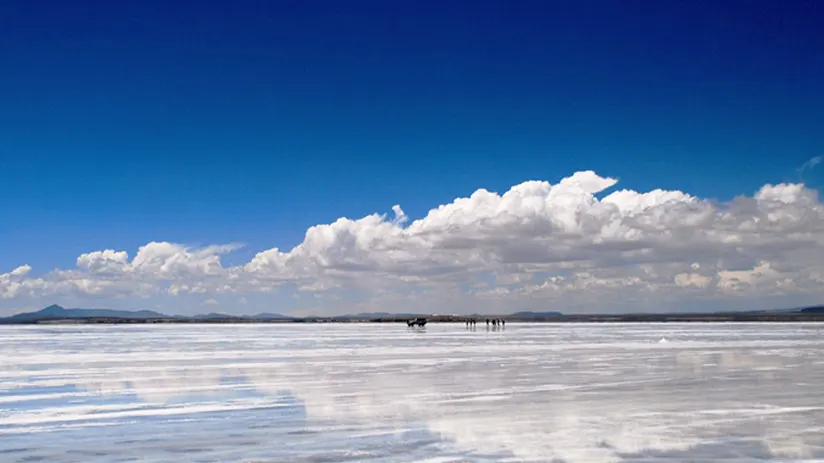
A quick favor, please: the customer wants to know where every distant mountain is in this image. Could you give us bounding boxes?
[192,312,292,319]
[249,312,291,319]
[800,306,824,313]
[712,305,824,315]
[716,308,801,315]
[335,312,424,319]
[6,303,821,324]
[1,304,171,322]
[509,311,563,319]
[192,312,244,319]
[0,305,296,323]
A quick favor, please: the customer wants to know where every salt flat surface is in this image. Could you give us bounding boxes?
[2,323,824,462]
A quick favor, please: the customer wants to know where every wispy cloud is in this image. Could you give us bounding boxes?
[798,155,822,180]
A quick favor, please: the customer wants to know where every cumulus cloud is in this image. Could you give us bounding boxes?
[2,170,824,315]
[0,265,42,299]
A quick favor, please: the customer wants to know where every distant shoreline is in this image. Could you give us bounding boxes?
[4,304,822,325]
[5,312,824,325]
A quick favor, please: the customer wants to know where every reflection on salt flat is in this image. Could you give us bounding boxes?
[2,323,824,462]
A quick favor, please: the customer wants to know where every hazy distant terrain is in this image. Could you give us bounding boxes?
[2,304,824,324]
[2,323,823,462]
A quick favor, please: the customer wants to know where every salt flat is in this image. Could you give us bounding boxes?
[1,323,824,463]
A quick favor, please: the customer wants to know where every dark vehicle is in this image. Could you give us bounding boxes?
[407,317,427,327]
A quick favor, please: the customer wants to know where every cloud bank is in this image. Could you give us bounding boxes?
[2,170,823,315]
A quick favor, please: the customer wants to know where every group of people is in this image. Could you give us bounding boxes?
[464,318,506,329]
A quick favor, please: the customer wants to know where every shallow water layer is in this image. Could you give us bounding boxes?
[1,323,824,462]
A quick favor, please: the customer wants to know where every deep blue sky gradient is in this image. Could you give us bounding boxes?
[1,0,822,272]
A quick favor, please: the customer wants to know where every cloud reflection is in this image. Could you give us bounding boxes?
[2,324,824,462]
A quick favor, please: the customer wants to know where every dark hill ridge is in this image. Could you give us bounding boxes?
[192,312,291,320]
[192,312,242,319]
[0,305,291,323]
[250,313,292,319]
[334,312,423,319]
[801,306,824,313]
[4,304,171,321]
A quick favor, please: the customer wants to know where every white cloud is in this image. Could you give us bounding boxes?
[674,272,711,289]
[10,265,32,277]
[798,155,822,178]
[76,250,129,275]
[2,170,824,315]
[0,265,44,299]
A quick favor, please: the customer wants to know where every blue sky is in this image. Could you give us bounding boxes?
[1,1,823,315]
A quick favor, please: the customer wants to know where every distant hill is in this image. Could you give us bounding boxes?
[0,305,294,323]
[3,303,822,324]
[193,312,292,319]
[710,305,823,315]
[716,308,802,315]
[249,312,292,319]
[800,306,824,313]
[192,312,243,319]
[1,304,171,322]
[336,312,424,319]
